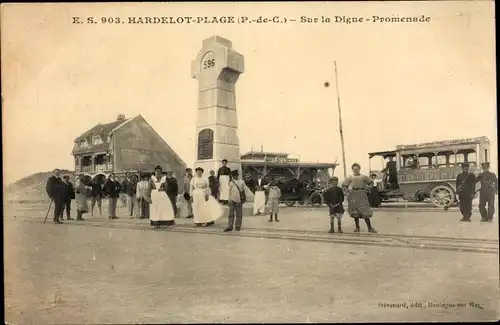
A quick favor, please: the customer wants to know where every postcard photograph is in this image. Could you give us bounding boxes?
[2,1,498,323]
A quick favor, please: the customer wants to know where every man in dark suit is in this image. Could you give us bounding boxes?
[90,178,104,216]
[476,162,498,222]
[165,171,179,217]
[60,175,75,221]
[456,163,477,222]
[103,173,122,220]
[45,168,65,224]
[208,170,219,198]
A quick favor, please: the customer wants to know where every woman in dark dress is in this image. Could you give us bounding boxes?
[368,174,382,208]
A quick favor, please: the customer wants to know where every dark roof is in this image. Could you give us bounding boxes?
[75,119,128,141]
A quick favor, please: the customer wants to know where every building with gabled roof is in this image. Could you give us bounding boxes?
[72,114,186,180]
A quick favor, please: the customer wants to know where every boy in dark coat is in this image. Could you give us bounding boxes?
[323,177,345,233]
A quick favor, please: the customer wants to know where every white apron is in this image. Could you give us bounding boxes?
[253,191,266,214]
[150,175,175,222]
[218,175,230,201]
[191,177,224,223]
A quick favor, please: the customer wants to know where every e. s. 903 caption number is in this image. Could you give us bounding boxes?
[101,17,122,24]
[203,59,215,69]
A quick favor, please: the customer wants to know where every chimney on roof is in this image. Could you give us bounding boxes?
[117,114,126,122]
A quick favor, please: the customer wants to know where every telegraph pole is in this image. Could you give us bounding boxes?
[334,61,347,179]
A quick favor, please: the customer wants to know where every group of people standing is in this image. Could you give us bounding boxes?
[149,159,251,232]
[184,159,248,232]
[456,162,497,222]
[45,159,498,230]
[45,159,251,231]
[45,170,124,223]
[323,163,378,234]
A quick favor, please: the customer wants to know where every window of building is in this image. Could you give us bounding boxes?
[92,136,102,145]
[80,139,88,147]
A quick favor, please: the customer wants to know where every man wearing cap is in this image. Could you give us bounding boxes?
[103,173,122,220]
[217,159,232,205]
[476,162,498,222]
[224,169,246,232]
[455,163,477,222]
[184,168,194,218]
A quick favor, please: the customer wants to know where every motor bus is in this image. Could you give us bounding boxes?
[368,136,491,207]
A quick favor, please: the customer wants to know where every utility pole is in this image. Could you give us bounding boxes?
[334,61,347,179]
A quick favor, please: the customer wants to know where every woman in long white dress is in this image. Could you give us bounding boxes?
[149,165,176,228]
[191,167,224,227]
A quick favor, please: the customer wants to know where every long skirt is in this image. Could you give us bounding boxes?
[253,190,267,214]
[218,175,230,201]
[75,193,88,213]
[192,189,224,224]
[368,186,381,207]
[150,190,175,226]
[347,190,373,218]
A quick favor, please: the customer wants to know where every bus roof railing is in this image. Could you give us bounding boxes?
[396,136,489,151]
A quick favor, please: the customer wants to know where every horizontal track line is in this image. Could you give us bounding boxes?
[13,219,498,255]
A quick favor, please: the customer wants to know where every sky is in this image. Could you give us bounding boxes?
[2,1,497,184]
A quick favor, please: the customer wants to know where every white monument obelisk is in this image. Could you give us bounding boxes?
[191,36,245,174]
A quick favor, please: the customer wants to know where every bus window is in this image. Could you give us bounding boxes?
[467,151,477,165]
[431,154,448,167]
[449,153,465,166]
[402,155,418,169]
[418,156,430,169]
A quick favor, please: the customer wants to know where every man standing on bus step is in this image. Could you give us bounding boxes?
[456,163,477,222]
[476,162,498,222]
[383,156,398,190]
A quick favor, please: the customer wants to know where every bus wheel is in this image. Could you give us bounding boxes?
[429,184,455,208]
